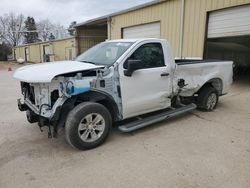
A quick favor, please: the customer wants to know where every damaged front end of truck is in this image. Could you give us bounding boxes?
[14,62,122,138]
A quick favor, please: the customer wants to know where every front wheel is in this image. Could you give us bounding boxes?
[65,102,112,150]
[197,86,219,111]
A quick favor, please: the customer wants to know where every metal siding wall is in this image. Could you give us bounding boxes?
[52,38,75,61]
[182,0,250,57]
[111,0,250,57]
[79,38,104,53]
[13,38,76,63]
[182,0,208,57]
[53,41,64,61]
[40,42,50,62]
[15,44,41,63]
[15,46,26,61]
[29,44,41,63]
[77,27,107,54]
[110,0,181,57]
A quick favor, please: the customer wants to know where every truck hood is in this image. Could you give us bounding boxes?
[13,61,104,83]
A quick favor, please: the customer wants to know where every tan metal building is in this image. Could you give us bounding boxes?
[14,37,76,63]
[76,0,250,67]
[109,0,250,59]
[75,18,107,54]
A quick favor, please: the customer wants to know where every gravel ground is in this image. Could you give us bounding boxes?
[0,63,250,188]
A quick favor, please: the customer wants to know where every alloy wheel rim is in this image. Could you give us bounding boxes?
[78,113,105,143]
[206,93,217,110]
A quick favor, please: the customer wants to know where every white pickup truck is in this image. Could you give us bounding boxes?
[14,39,233,150]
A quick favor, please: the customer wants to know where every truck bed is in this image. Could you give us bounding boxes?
[174,60,233,97]
[175,59,227,65]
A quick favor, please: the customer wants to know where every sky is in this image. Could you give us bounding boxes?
[1,0,153,27]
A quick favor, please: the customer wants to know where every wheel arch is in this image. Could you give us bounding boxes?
[74,90,121,121]
[198,78,223,95]
[56,91,120,129]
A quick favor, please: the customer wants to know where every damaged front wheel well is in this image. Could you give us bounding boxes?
[74,91,120,122]
[54,91,120,130]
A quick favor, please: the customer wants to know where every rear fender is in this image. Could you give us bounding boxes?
[198,78,223,95]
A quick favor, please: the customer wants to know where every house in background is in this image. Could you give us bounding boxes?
[13,37,76,63]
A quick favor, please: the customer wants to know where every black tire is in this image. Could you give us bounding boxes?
[65,102,112,150]
[197,86,219,111]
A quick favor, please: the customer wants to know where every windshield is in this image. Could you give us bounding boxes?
[76,42,133,66]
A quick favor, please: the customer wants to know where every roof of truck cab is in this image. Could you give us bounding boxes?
[106,38,166,43]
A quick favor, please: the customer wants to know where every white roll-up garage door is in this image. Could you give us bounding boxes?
[123,22,160,39]
[208,5,250,38]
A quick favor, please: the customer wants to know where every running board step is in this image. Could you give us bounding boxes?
[118,103,197,133]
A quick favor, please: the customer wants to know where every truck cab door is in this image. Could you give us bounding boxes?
[119,42,172,119]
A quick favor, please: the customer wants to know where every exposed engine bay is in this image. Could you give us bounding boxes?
[19,67,122,137]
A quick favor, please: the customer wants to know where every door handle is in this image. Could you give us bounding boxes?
[161,72,169,77]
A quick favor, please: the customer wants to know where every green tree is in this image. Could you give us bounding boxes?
[24,16,39,44]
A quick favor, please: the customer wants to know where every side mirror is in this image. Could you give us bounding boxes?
[124,59,143,77]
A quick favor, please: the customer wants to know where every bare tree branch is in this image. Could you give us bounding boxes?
[0,13,25,46]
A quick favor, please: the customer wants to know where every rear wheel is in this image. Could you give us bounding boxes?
[65,102,112,150]
[197,86,218,111]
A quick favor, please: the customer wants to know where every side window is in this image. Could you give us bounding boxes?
[129,43,165,69]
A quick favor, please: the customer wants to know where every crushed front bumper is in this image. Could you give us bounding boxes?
[17,99,28,111]
[17,98,64,123]
[17,98,63,138]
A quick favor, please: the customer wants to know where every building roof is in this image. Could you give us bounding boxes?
[75,0,166,27]
[14,36,75,48]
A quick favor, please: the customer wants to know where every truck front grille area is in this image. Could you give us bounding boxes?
[50,90,59,106]
[21,82,35,104]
